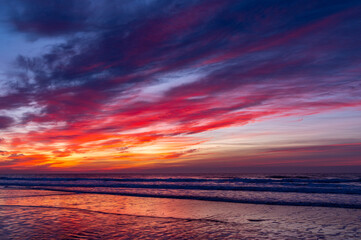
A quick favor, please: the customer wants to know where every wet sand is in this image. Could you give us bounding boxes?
[1,188,360,239]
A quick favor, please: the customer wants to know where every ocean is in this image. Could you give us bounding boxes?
[0,173,360,239]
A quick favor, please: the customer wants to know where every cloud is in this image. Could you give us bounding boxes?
[5,0,91,37]
[0,150,8,156]
[0,116,14,129]
[0,0,361,170]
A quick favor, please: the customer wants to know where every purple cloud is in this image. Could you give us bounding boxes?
[0,116,14,129]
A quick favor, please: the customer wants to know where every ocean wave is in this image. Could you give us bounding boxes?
[1,176,360,183]
[1,181,360,195]
[14,187,361,209]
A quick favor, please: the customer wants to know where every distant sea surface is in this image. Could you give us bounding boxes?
[1,173,361,208]
[1,173,361,239]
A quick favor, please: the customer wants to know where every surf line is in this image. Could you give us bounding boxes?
[0,204,233,225]
[26,187,361,209]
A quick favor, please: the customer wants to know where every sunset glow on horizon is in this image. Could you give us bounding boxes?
[0,0,360,173]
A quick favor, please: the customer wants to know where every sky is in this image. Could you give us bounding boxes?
[0,0,360,173]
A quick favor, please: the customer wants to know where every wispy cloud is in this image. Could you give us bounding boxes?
[0,0,360,171]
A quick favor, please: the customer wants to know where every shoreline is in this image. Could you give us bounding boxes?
[3,186,361,209]
[1,188,360,239]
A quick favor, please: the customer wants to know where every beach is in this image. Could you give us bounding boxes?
[0,174,360,239]
[1,0,361,239]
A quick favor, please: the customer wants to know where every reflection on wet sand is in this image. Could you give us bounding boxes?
[1,188,361,239]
